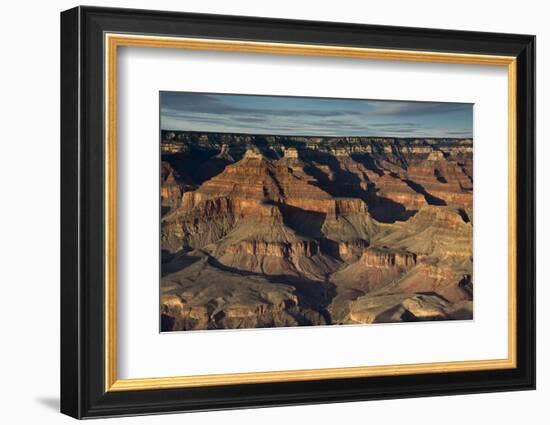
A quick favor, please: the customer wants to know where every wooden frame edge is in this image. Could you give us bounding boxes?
[507,59,518,369]
[104,33,518,393]
[108,358,516,391]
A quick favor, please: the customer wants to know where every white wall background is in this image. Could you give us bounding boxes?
[0,0,545,423]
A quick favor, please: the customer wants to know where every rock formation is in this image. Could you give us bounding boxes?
[160,131,473,331]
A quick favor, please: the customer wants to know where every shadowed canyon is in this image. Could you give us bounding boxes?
[160,131,473,331]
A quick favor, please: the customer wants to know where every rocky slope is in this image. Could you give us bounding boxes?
[160,131,473,331]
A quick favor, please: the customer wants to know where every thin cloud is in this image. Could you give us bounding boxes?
[160,91,473,138]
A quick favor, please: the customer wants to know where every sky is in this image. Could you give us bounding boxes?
[160,91,473,138]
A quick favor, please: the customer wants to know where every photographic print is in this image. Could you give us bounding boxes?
[160,92,473,332]
[61,9,535,417]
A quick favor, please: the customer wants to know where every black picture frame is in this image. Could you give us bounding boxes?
[61,5,535,419]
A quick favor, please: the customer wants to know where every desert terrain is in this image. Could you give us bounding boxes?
[160,131,473,331]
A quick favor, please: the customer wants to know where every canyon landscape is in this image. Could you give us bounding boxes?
[159,93,473,331]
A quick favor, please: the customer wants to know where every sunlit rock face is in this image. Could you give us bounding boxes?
[160,132,473,331]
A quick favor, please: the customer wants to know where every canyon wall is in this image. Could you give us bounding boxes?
[160,131,473,330]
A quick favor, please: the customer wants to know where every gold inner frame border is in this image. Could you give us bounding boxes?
[104,33,517,392]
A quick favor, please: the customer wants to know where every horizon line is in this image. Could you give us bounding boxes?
[160,129,473,140]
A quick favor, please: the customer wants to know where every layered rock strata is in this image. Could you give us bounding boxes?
[160,132,473,330]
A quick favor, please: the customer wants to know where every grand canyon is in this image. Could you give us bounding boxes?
[160,131,473,331]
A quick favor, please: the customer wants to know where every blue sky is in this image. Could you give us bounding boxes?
[160,92,473,138]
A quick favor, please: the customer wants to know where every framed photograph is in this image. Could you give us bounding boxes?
[60,6,535,419]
